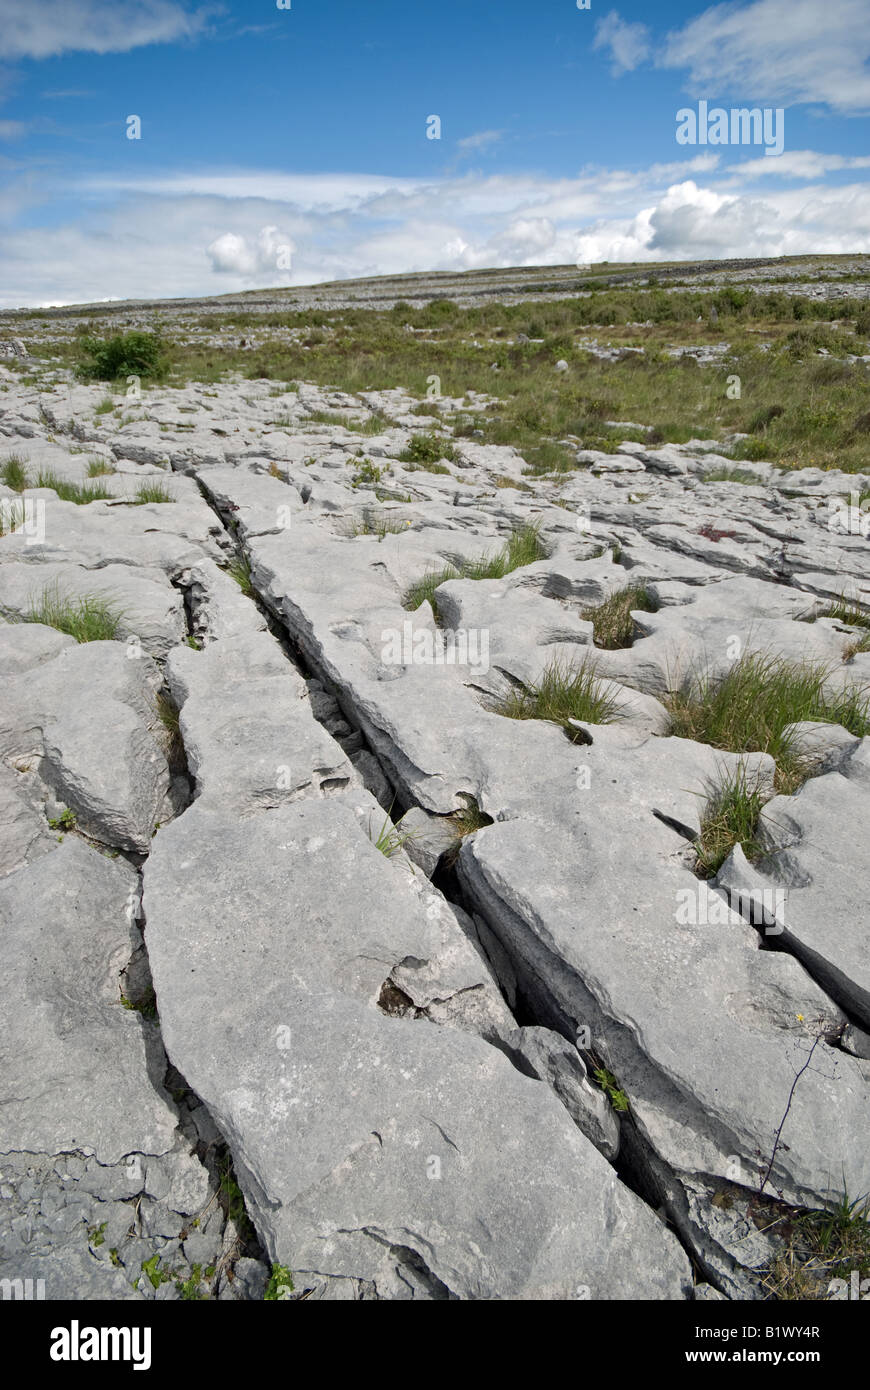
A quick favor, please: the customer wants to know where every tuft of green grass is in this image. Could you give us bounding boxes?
[1,455,29,491]
[399,433,456,465]
[583,584,658,649]
[133,482,175,504]
[226,554,254,596]
[368,809,418,859]
[12,582,123,643]
[666,653,870,793]
[94,396,115,415]
[821,596,870,631]
[489,656,619,737]
[33,470,111,503]
[87,456,117,477]
[693,764,766,877]
[402,523,547,611]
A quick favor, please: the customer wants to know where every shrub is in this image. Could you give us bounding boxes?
[76,331,167,382]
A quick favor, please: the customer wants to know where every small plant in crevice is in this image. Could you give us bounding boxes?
[368,807,418,861]
[592,1066,630,1113]
[763,1188,870,1301]
[48,806,77,833]
[351,457,383,487]
[489,657,619,738]
[156,692,185,767]
[33,470,112,504]
[216,1150,256,1243]
[443,796,494,866]
[87,456,116,477]
[226,554,254,597]
[583,584,658,650]
[693,764,766,878]
[264,1264,296,1301]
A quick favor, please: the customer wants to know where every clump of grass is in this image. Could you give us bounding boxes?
[87,457,116,477]
[666,653,870,793]
[368,809,417,859]
[13,582,123,642]
[33,470,111,503]
[762,1190,870,1301]
[133,482,175,504]
[402,522,547,611]
[821,596,870,630]
[583,585,658,649]
[693,764,766,877]
[226,555,254,596]
[494,475,533,491]
[1,455,28,490]
[489,657,619,737]
[155,692,184,766]
[399,433,456,464]
[94,397,115,415]
[443,796,494,866]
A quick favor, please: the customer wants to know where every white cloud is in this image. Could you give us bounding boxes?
[2,161,870,308]
[593,11,651,75]
[456,130,504,154]
[0,0,209,60]
[660,0,870,114]
[726,150,870,180]
[0,120,25,140]
[207,226,295,276]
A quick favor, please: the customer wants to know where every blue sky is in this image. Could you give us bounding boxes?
[1,0,869,306]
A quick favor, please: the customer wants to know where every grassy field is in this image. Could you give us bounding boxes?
[9,283,870,472]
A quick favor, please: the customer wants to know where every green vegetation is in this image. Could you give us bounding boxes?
[87,457,117,477]
[592,1066,630,1112]
[33,470,111,503]
[48,807,77,832]
[11,582,123,643]
[693,764,766,877]
[667,653,870,793]
[264,1264,295,1301]
[76,330,167,383]
[351,457,383,487]
[583,584,658,649]
[226,554,254,596]
[369,809,417,860]
[489,657,619,738]
[763,1190,870,1300]
[1,455,28,490]
[403,522,546,611]
[399,433,456,465]
[133,481,175,504]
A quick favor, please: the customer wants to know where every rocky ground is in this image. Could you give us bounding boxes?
[1,272,869,1302]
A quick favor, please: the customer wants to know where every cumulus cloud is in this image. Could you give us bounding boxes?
[593,11,651,75]
[207,226,295,277]
[660,0,870,114]
[0,0,209,60]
